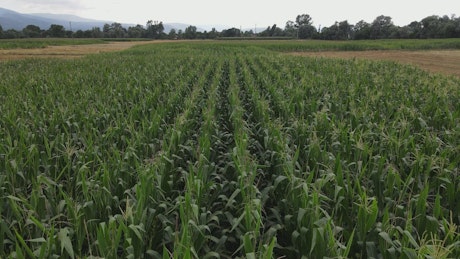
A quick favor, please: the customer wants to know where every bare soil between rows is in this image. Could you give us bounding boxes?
[290,50,460,77]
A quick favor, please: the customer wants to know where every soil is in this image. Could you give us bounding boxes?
[0,41,160,60]
[290,50,460,77]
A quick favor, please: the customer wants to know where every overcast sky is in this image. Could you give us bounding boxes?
[2,0,459,29]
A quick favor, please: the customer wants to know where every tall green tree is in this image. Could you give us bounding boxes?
[128,25,145,38]
[168,28,177,39]
[295,14,317,39]
[353,20,370,39]
[0,24,3,38]
[146,20,164,39]
[370,15,394,39]
[284,20,297,37]
[184,25,197,39]
[103,23,126,38]
[207,28,219,39]
[48,24,66,37]
[91,27,103,38]
[338,20,352,39]
[421,15,441,38]
[296,14,313,27]
[221,27,241,37]
[406,21,422,38]
[177,29,183,39]
[23,25,42,38]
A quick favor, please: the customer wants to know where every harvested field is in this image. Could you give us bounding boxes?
[291,50,460,77]
[0,41,158,60]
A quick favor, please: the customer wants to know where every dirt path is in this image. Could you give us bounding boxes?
[290,50,460,77]
[0,41,162,60]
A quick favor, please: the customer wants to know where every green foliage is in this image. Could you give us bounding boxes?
[255,38,460,52]
[0,41,459,258]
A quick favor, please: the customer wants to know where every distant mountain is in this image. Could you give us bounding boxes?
[0,7,246,33]
[0,7,132,31]
[30,13,108,23]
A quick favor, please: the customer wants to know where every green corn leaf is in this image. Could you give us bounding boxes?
[58,228,74,259]
[27,237,46,243]
[365,198,378,233]
[343,229,355,258]
[15,230,35,259]
[378,231,393,246]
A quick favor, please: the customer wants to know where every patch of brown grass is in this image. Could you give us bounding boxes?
[290,50,460,77]
[0,41,163,61]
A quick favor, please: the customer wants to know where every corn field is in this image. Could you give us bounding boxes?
[1,42,459,258]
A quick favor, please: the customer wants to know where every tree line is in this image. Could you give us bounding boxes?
[1,14,459,40]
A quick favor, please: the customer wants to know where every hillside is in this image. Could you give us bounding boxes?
[0,7,209,32]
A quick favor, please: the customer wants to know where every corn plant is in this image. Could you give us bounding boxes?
[1,40,459,258]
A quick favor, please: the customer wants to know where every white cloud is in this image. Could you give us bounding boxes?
[2,0,85,14]
[1,0,459,28]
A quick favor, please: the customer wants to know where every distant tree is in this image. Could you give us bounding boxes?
[48,24,66,37]
[420,15,438,38]
[269,24,277,36]
[393,26,412,39]
[421,15,441,38]
[103,23,111,36]
[322,21,352,40]
[4,29,21,38]
[259,24,284,37]
[258,26,272,37]
[74,30,85,38]
[0,24,3,38]
[338,20,352,39]
[221,27,241,37]
[91,27,103,38]
[406,21,422,38]
[196,31,206,39]
[419,15,458,38]
[128,25,144,38]
[103,23,126,38]
[295,14,317,39]
[440,15,458,38]
[83,30,93,38]
[23,25,42,38]
[296,14,313,27]
[168,28,177,39]
[446,15,460,38]
[113,23,126,38]
[353,20,371,39]
[320,23,338,40]
[146,20,164,39]
[298,25,317,39]
[243,30,254,37]
[370,15,395,39]
[284,20,297,37]
[208,28,219,39]
[184,25,197,39]
[177,29,183,39]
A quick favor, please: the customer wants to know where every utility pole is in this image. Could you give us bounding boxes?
[69,22,73,37]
